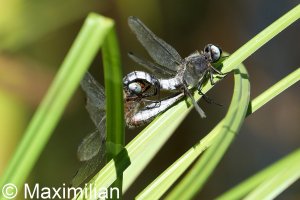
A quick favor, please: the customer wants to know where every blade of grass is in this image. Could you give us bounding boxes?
[0,13,114,198]
[250,67,300,113]
[244,158,300,200]
[217,149,300,200]
[102,21,125,198]
[135,67,299,200]
[221,4,300,73]
[165,65,250,200]
[102,26,124,160]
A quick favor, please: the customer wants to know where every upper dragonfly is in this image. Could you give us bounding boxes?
[127,16,225,118]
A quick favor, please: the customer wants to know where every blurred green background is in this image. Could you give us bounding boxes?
[0,0,299,199]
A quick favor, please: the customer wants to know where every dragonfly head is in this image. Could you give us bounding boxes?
[204,44,222,63]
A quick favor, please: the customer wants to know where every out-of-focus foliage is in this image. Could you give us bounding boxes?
[0,89,26,174]
[0,0,106,51]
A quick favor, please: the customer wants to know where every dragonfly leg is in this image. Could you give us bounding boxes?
[196,71,222,107]
[208,66,228,86]
[209,70,216,85]
[196,76,205,92]
[210,65,227,75]
[198,90,223,107]
[183,84,206,118]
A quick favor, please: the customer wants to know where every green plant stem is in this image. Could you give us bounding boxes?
[217,149,300,200]
[250,67,300,113]
[0,14,114,198]
[244,158,300,200]
[102,23,124,200]
[221,4,300,73]
[102,28,124,159]
[136,68,300,200]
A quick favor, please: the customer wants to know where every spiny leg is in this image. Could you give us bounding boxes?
[210,65,227,76]
[197,71,222,106]
[198,90,223,107]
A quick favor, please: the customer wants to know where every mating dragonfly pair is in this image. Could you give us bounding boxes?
[72,16,225,186]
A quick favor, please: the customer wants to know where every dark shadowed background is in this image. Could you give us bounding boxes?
[0,0,299,199]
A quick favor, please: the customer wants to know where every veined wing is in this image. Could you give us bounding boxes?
[77,119,105,161]
[72,135,105,187]
[79,72,106,161]
[73,73,107,186]
[128,52,176,78]
[80,72,106,131]
[128,16,182,71]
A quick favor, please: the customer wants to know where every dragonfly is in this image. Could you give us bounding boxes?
[127,16,226,118]
[72,72,183,186]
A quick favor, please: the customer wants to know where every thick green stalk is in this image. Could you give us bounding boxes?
[102,22,124,200]
[102,28,124,160]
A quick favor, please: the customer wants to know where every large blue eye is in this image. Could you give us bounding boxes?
[128,82,142,94]
[210,45,221,62]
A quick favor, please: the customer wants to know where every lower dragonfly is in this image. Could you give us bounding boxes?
[72,72,183,186]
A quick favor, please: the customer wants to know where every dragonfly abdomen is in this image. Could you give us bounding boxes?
[159,77,182,91]
[123,71,159,87]
[126,93,184,128]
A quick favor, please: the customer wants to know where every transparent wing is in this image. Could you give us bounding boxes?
[77,123,105,161]
[128,52,176,78]
[73,72,107,186]
[71,143,105,187]
[128,16,182,71]
[80,72,106,131]
[79,72,107,161]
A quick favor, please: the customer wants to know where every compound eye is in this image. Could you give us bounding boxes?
[128,82,142,94]
[204,45,210,53]
[210,45,221,62]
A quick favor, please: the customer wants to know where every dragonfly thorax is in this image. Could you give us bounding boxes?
[182,52,208,87]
